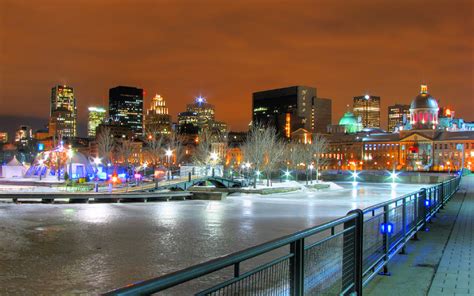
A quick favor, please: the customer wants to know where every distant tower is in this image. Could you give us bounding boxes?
[50,85,77,138]
[109,86,144,138]
[87,106,107,138]
[144,94,172,135]
[353,94,381,128]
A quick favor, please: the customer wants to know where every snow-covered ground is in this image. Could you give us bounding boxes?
[0,182,426,294]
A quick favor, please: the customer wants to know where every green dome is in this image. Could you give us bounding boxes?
[339,112,358,126]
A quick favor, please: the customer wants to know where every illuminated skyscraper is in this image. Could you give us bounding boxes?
[50,85,77,137]
[252,86,331,137]
[109,86,144,138]
[144,94,172,135]
[353,94,381,128]
[178,96,227,134]
[186,96,215,126]
[388,104,410,132]
[87,106,107,138]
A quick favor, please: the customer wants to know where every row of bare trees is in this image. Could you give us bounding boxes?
[96,126,185,172]
[242,124,329,187]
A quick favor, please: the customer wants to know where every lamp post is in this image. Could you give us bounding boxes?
[93,157,101,192]
[210,152,218,177]
[67,149,74,181]
[309,164,314,184]
[165,148,172,180]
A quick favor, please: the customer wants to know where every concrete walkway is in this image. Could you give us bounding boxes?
[365,175,473,296]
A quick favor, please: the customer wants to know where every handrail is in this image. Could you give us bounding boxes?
[104,213,358,295]
[105,175,462,296]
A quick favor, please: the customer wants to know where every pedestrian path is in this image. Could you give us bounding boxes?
[428,175,473,296]
[365,175,473,296]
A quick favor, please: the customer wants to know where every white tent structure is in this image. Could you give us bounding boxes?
[1,156,27,178]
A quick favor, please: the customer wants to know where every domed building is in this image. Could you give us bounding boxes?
[409,84,439,130]
[339,111,362,133]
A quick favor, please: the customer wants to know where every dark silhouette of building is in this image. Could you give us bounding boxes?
[252,86,331,137]
[109,86,144,138]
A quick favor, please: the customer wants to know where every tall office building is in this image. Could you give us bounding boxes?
[87,106,107,138]
[353,94,381,128]
[50,85,77,138]
[109,86,144,138]
[388,104,410,132]
[252,86,331,137]
[186,96,215,126]
[177,96,227,135]
[144,94,172,135]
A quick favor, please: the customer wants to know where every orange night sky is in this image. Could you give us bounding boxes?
[1,0,473,136]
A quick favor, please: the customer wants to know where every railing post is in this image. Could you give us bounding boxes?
[346,209,363,295]
[400,198,407,254]
[379,204,390,276]
[420,188,428,226]
[440,183,444,208]
[290,238,304,296]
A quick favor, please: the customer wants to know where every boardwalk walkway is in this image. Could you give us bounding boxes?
[366,175,474,296]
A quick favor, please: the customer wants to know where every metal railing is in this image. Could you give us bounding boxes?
[104,176,461,296]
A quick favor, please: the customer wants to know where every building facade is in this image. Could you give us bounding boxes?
[252,86,331,138]
[324,85,474,172]
[87,106,107,138]
[178,96,227,135]
[388,104,410,132]
[353,94,381,128]
[50,85,77,138]
[109,86,144,138]
[144,94,172,136]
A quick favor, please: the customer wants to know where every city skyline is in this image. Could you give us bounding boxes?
[1,0,473,137]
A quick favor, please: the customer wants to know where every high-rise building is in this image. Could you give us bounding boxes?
[252,86,331,137]
[144,94,172,136]
[388,104,410,132]
[353,94,381,128]
[0,132,8,144]
[177,96,227,135]
[87,106,107,138]
[109,86,144,138]
[50,85,77,138]
[186,96,215,126]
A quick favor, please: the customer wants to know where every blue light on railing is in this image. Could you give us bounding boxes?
[424,199,431,207]
[380,222,394,235]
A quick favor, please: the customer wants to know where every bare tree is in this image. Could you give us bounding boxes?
[243,124,283,187]
[117,139,134,169]
[96,126,115,165]
[144,126,164,166]
[311,133,330,182]
[193,129,213,166]
[167,132,186,167]
[285,142,305,181]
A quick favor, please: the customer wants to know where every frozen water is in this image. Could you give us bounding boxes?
[0,182,426,294]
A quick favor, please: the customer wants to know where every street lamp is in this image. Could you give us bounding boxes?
[93,157,101,192]
[165,148,172,180]
[67,149,74,180]
[309,164,314,184]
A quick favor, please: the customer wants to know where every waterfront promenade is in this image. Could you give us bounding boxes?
[366,175,473,296]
